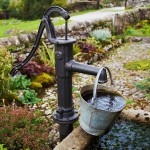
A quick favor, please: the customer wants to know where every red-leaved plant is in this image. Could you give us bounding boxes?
[78,42,97,53]
[0,105,51,150]
[19,61,55,78]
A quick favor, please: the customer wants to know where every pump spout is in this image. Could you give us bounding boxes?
[65,60,113,84]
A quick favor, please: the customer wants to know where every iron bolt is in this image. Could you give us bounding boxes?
[55,51,63,60]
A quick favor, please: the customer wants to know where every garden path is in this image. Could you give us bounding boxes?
[70,7,125,23]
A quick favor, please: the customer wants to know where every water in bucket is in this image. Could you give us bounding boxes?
[82,91,125,112]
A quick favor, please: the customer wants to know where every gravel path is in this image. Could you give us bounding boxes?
[97,42,150,109]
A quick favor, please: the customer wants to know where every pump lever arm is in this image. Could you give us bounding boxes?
[10,6,70,76]
[10,22,45,76]
[43,6,70,43]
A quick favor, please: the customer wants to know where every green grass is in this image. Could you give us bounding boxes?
[0,18,67,38]
[0,9,98,38]
[123,59,150,71]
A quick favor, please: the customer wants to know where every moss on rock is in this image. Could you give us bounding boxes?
[32,73,54,87]
[124,59,150,71]
[30,82,43,89]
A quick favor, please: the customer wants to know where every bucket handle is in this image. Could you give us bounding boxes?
[91,67,114,104]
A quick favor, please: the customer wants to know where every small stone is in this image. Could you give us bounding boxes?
[45,109,52,115]
[130,37,142,42]
[43,97,49,102]
[19,34,29,43]
[33,104,37,109]
[9,36,20,46]
[138,93,145,98]
[131,88,138,93]
[41,103,48,108]
[6,29,13,35]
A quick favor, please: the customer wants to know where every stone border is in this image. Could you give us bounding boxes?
[0,8,149,48]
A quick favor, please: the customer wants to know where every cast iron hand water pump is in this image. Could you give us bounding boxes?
[10,6,113,141]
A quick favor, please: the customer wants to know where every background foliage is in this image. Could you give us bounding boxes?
[0,0,54,20]
[0,48,14,103]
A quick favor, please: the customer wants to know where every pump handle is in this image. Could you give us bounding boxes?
[10,6,70,76]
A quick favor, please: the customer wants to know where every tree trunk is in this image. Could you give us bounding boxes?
[96,0,100,9]
[125,0,128,8]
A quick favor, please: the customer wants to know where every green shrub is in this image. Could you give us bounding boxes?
[30,82,43,90]
[10,75,31,90]
[0,106,51,149]
[38,42,55,68]
[0,144,7,150]
[8,0,53,20]
[73,44,81,55]
[52,0,67,8]
[9,75,42,105]
[135,72,150,100]
[91,29,112,41]
[135,78,150,92]
[0,0,10,10]
[125,20,150,37]
[0,48,14,102]
[20,90,42,104]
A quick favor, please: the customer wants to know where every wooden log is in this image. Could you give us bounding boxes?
[121,109,150,126]
[54,126,96,150]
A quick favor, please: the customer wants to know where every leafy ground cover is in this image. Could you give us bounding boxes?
[125,20,150,37]
[123,59,150,71]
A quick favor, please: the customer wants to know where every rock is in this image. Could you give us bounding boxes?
[124,88,137,96]
[28,32,37,43]
[45,109,52,115]
[43,97,49,102]
[103,44,113,51]
[19,34,29,43]
[41,103,48,108]
[5,29,13,35]
[130,37,142,42]
[9,36,20,46]
[33,104,37,109]
[0,37,12,47]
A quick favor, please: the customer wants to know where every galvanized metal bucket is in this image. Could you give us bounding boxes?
[79,84,126,136]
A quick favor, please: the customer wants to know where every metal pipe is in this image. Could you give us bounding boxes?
[65,60,100,75]
[65,60,108,84]
[65,20,68,40]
